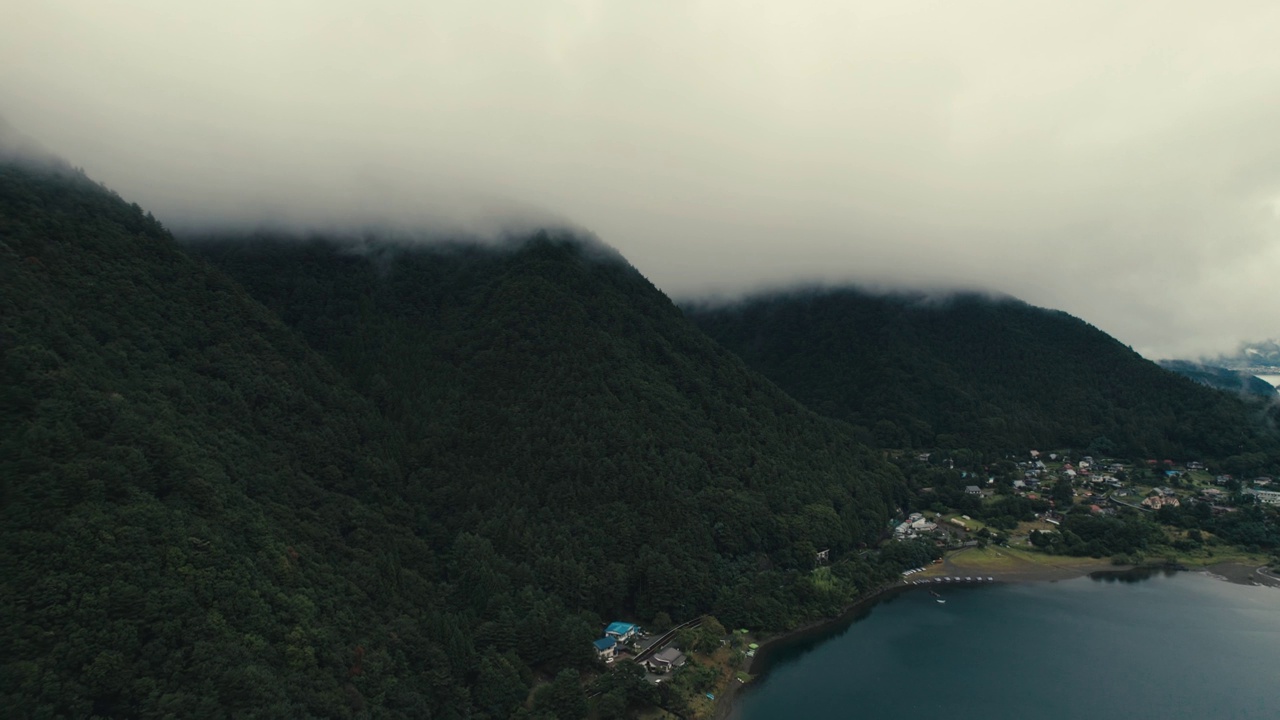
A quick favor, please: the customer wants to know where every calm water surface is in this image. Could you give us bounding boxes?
[735,571,1280,719]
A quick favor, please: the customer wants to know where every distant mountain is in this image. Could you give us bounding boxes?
[1214,339,1280,372]
[1157,360,1278,398]
[687,288,1280,464]
[4,156,910,717]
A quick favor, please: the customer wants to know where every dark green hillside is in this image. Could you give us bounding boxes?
[3,157,911,718]
[194,236,907,627]
[0,162,554,718]
[687,289,1280,466]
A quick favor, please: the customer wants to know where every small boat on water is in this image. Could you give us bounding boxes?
[936,599,946,604]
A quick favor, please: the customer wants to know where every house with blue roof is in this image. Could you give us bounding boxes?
[593,636,618,660]
[605,621,640,643]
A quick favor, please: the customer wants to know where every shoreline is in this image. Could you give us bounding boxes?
[712,553,1271,719]
[710,579,906,720]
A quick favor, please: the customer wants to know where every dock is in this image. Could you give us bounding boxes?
[908,576,996,585]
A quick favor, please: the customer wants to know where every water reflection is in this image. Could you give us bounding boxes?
[748,587,910,675]
[1088,566,1183,584]
[735,573,1280,720]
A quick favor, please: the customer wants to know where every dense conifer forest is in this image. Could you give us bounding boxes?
[3,160,908,718]
[687,289,1280,471]
[6,154,1278,718]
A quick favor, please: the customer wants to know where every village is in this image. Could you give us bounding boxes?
[580,448,1280,719]
[892,448,1279,545]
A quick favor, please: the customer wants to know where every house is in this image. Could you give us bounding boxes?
[605,622,640,643]
[1142,495,1181,509]
[645,647,687,674]
[965,485,982,496]
[1244,489,1280,505]
[593,637,618,660]
[815,548,830,564]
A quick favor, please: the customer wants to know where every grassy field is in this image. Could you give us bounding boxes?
[1145,545,1270,568]
[940,513,986,532]
[924,543,1270,580]
[914,545,1118,581]
[954,546,1106,569]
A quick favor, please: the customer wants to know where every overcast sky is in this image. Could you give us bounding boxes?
[4,1,1279,359]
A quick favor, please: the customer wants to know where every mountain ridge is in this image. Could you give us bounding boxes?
[687,287,1280,469]
[4,158,911,718]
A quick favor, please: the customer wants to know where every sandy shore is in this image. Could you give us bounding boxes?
[1200,561,1280,587]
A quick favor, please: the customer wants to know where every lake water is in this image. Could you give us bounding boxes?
[734,571,1280,719]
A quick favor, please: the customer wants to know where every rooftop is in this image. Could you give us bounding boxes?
[606,621,639,636]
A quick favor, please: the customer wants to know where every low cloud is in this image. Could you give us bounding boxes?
[3,1,1278,358]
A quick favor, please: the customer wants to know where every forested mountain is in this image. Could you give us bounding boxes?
[3,158,907,718]
[687,289,1280,469]
[1157,360,1278,399]
[192,233,907,620]
[2,158,484,717]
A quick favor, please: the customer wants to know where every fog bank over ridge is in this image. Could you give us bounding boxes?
[4,1,1279,359]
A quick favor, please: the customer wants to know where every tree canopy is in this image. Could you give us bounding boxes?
[687,289,1280,468]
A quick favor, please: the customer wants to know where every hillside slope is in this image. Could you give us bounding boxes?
[0,161,520,717]
[687,289,1280,467]
[3,157,911,718]
[193,235,908,626]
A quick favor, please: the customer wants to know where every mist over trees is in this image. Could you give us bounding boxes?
[687,289,1280,470]
[4,160,906,717]
[6,151,1279,717]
